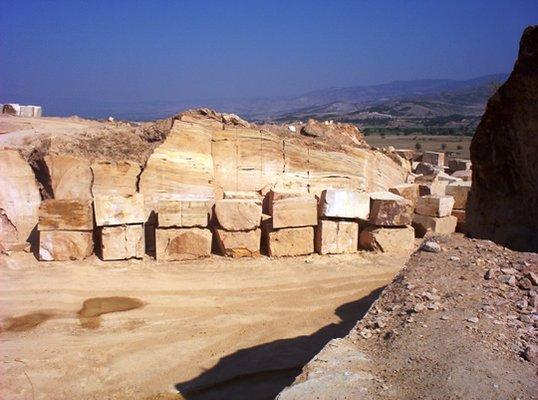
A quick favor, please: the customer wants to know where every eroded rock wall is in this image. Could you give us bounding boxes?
[467,25,538,251]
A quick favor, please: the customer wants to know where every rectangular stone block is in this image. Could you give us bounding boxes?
[451,170,472,181]
[266,225,314,257]
[415,195,454,217]
[19,106,33,117]
[417,179,448,196]
[3,104,20,115]
[223,191,262,201]
[155,227,212,261]
[156,200,211,228]
[91,161,141,196]
[315,220,359,255]
[271,197,318,228]
[215,228,261,258]
[100,225,144,260]
[319,189,369,220]
[94,193,145,226]
[44,154,93,201]
[369,191,412,227]
[31,106,42,117]
[448,159,471,172]
[359,225,415,253]
[422,151,445,166]
[39,231,93,261]
[215,199,262,231]
[389,184,419,208]
[38,199,93,231]
[445,181,472,209]
[412,214,458,238]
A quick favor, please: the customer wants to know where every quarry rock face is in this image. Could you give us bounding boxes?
[468,25,538,251]
[0,150,41,250]
[44,154,93,200]
[155,228,212,261]
[359,225,415,253]
[38,231,93,261]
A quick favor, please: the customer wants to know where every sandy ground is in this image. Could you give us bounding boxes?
[0,251,407,400]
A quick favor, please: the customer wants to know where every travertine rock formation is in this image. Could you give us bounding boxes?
[468,25,538,251]
[44,154,92,200]
[0,150,41,250]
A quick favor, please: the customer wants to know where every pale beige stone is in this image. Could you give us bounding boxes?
[38,199,93,231]
[39,230,93,261]
[94,193,145,226]
[412,214,458,237]
[320,189,369,220]
[271,197,318,228]
[389,183,419,208]
[315,220,359,255]
[422,151,445,166]
[91,160,141,196]
[223,191,262,201]
[445,181,472,209]
[417,179,448,196]
[215,199,262,231]
[156,200,211,228]
[359,225,415,253]
[267,226,314,257]
[369,191,412,227]
[0,150,41,250]
[415,195,455,217]
[44,154,92,200]
[451,170,472,181]
[215,228,261,258]
[100,225,144,260]
[155,228,212,261]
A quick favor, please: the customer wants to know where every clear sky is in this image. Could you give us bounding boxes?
[1,0,536,117]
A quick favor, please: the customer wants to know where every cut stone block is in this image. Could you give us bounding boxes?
[223,191,262,201]
[155,228,212,261]
[215,199,262,231]
[267,226,314,257]
[414,162,443,176]
[369,191,412,227]
[266,189,306,214]
[94,193,145,226]
[451,170,472,181]
[395,149,417,160]
[436,171,462,183]
[44,154,92,201]
[417,179,448,196]
[359,225,415,253]
[0,150,41,250]
[3,104,21,115]
[315,220,359,255]
[91,160,141,196]
[412,214,458,238]
[38,199,93,231]
[100,225,144,260]
[452,209,466,233]
[271,197,318,229]
[415,195,455,217]
[156,200,211,228]
[31,106,42,117]
[39,230,93,261]
[319,189,369,220]
[215,228,261,258]
[449,159,471,172]
[422,151,445,167]
[389,184,419,208]
[445,181,472,209]
[19,106,34,117]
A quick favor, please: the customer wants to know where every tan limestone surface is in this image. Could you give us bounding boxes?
[91,160,141,196]
[155,228,212,261]
[214,199,262,231]
[215,228,261,258]
[38,199,93,231]
[267,226,315,257]
[100,225,145,260]
[389,183,419,208]
[415,195,455,218]
[156,200,211,228]
[412,214,458,237]
[44,154,92,200]
[38,230,93,261]
[271,197,318,229]
[0,150,41,250]
[445,181,471,210]
[315,220,359,255]
[369,192,412,227]
[359,225,415,253]
[93,193,145,226]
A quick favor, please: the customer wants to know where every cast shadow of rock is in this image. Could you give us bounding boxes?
[175,287,384,400]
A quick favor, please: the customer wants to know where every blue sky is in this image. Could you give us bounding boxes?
[1,0,536,117]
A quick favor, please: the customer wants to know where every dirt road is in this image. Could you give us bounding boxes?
[0,252,406,400]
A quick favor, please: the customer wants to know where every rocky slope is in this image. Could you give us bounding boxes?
[467,25,538,252]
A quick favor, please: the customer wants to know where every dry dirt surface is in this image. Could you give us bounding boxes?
[340,234,537,400]
[0,251,408,400]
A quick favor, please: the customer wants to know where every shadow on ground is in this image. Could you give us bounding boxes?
[175,287,384,400]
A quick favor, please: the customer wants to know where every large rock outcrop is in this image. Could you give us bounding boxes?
[467,25,538,251]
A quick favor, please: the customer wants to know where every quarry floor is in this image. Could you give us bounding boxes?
[0,251,407,400]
